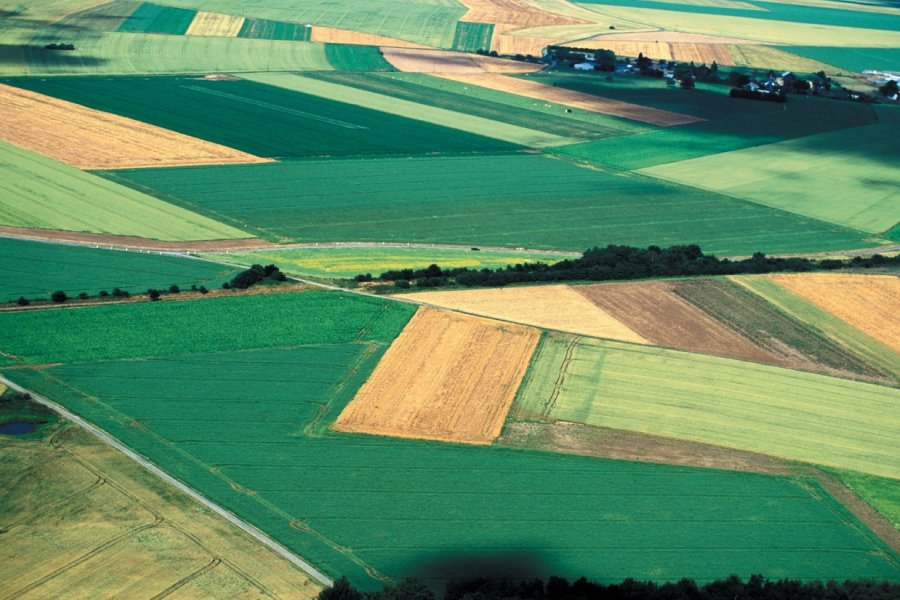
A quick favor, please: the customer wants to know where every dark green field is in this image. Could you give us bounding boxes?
[0,238,239,301]
[325,44,395,72]
[452,21,494,52]
[103,154,873,255]
[2,76,516,158]
[783,47,900,73]
[117,3,195,34]
[238,18,311,41]
[3,293,897,589]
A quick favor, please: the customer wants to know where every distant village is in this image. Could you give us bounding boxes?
[536,45,900,104]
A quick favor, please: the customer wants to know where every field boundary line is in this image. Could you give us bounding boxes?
[0,375,334,589]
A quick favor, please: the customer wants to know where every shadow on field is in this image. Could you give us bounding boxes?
[409,550,556,587]
[0,45,109,68]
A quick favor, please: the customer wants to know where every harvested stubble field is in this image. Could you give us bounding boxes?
[566,41,736,65]
[0,141,248,242]
[0,84,268,169]
[0,237,240,300]
[184,11,245,37]
[381,47,490,73]
[401,285,646,343]
[436,73,704,126]
[770,274,900,354]
[573,281,775,364]
[458,0,584,28]
[0,417,320,599]
[334,308,540,444]
[4,343,899,587]
[731,275,900,381]
[310,26,428,48]
[513,334,900,479]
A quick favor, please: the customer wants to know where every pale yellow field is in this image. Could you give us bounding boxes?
[334,308,540,445]
[311,26,430,48]
[185,12,245,37]
[565,40,734,64]
[492,25,563,55]
[459,0,585,28]
[435,73,704,126]
[382,47,484,73]
[727,45,840,72]
[589,31,764,44]
[0,84,269,169]
[401,285,648,343]
[770,274,900,353]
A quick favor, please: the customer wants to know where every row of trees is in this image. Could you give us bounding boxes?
[361,245,899,289]
[320,575,900,600]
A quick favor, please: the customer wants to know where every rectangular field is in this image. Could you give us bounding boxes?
[2,76,516,157]
[452,21,494,52]
[783,46,900,73]
[324,44,395,72]
[238,18,311,41]
[105,154,875,255]
[117,3,196,34]
[0,238,240,302]
[0,141,248,242]
[769,274,900,354]
[334,308,540,444]
[184,11,245,37]
[0,83,268,169]
[513,333,900,478]
[400,285,647,343]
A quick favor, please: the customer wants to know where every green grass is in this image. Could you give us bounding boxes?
[237,18,311,41]
[671,278,891,382]
[513,333,900,479]
[104,154,874,255]
[826,468,900,530]
[0,141,247,242]
[117,3,196,34]
[58,0,143,31]
[2,76,516,158]
[451,21,493,52]
[324,44,395,71]
[0,29,333,75]
[239,72,572,147]
[783,47,900,73]
[4,342,897,588]
[639,106,900,235]
[201,247,568,279]
[0,238,241,301]
[152,0,464,48]
[0,290,415,365]
[306,72,644,140]
[731,275,900,380]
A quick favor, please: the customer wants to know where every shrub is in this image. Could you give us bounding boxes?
[51,290,67,303]
[16,296,29,306]
[147,288,161,300]
[169,284,180,294]
[99,290,110,298]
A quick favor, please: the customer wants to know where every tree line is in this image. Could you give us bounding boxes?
[320,574,900,600]
[356,244,899,289]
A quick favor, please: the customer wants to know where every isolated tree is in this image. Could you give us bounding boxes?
[51,290,67,303]
[16,296,29,306]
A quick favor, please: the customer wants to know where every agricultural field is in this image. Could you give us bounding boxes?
[513,333,900,479]
[310,27,427,48]
[783,47,900,73]
[0,237,241,302]
[400,285,647,343]
[335,308,540,444]
[452,21,495,52]
[3,295,899,587]
[185,11,246,37]
[0,407,320,599]
[324,44,395,72]
[2,76,517,157]
[103,154,874,255]
[201,246,568,279]
[239,18,311,41]
[727,45,840,73]
[0,141,248,242]
[118,3,197,34]
[0,83,268,169]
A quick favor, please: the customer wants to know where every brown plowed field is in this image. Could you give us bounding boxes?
[574,281,777,363]
[401,285,647,343]
[435,73,704,126]
[185,11,245,37]
[333,308,540,445]
[0,226,270,251]
[0,84,270,169]
[381,48,484,73]
[458,0,585,28]
[311,26,430,48]
[771,273,900,353]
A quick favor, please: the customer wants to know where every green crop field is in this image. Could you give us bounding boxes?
[117,3,196,34]
[0,29,333,75]
[150,0,464,47]
[239,72,572,147]
[324,44,394,71]
[451,21,494,52]
[105,154,874,255]
[3,76,517,157]
[0,290,414,366]
[306,72,645,140]
[238,18,311,41]
[3,326,897,587]
[58,0,143,31]
[784,47,900,73]
[731,276,900,380]
[827,468,900,530]
[201,247,568,279]
[672,278,890,383]
[726,45,840,74]
[0,141,247,242]
[640,106,900,235]
[513,333,900,479]
[0,238,241,301]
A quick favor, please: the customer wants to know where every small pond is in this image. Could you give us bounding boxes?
[0,421,41,435]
